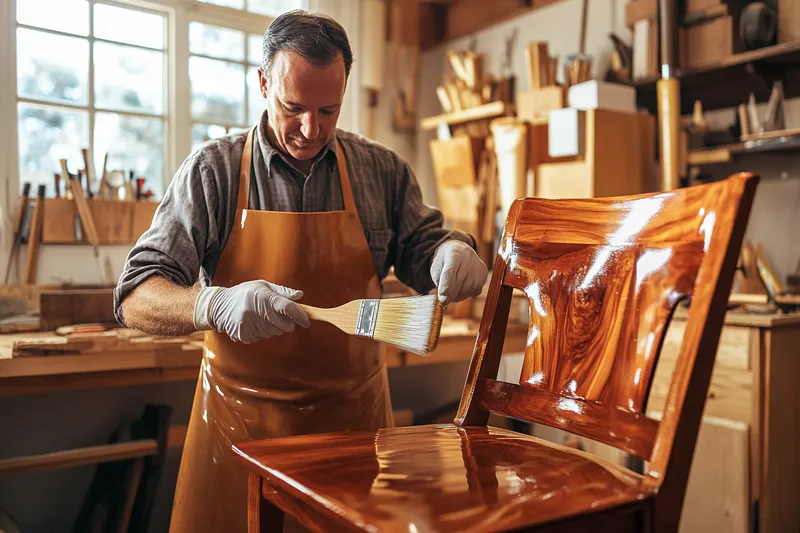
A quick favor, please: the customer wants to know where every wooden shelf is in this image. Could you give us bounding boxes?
[633,41,800,115]
[420,101,514,131]
[688,134,800,166]
[0,425,187,477]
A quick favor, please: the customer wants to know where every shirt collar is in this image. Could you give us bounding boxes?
[255,109,337,178]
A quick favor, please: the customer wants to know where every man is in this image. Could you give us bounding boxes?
[115,10,488,533]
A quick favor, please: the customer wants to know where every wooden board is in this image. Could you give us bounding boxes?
[648,320,753,423]
[41,198,157,244]
[761,327,800,533]
[132,201,158,238]
[39,289,115,331]
[648,412,750,533]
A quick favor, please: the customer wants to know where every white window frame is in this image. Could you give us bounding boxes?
[187,22,265,151]
[14,0,172,198]
[0,0,362,233]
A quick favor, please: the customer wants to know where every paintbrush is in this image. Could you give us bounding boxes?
[299,294,444,355]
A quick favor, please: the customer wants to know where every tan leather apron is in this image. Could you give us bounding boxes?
[169,126,394,533]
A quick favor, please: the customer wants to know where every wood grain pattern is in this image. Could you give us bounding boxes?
[233,424,654,533]
[232,174,758,533]
[478,378,659,458]
[39,289,115,330]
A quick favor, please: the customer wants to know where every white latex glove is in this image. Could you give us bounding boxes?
[430,240,488,305]
[194,280,310,344]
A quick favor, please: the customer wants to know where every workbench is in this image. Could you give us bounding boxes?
[0,319,529,473]
[0,319,528,399]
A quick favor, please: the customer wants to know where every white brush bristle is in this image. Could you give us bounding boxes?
[372,294,444,355]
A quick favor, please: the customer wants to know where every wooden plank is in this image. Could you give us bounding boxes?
[649,412,750,533]
[0,424,187,477]
[39,289,115,331]
[649,323,753,423]
[41,198,80,243]
[420,101,514,131]
[42,198,157,244]
[131,201,158,240]
[0,347,201,379]
[22,187,46,284]
[761,326,800,533]
[90,200,134,244]
[688,147,732,165]
[0,366,200,398]
[751,327,763,501]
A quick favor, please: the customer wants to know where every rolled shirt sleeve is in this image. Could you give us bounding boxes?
[113,142,239,326]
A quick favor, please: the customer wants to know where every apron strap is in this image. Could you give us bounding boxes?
[236,126,256,212]
[334,140,359,218]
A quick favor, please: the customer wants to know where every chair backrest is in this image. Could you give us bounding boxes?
[454,173,758,491]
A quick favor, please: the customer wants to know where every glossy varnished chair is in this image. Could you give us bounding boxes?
[232,173,759,533]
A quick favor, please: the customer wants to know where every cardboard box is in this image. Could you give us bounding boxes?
[567,80,636,113]
[516,86,566,124]
[548,108,586,159]
[535,109,655,199]
[779,0,800,42]
[429,136,483,225]
[680,13,743,68]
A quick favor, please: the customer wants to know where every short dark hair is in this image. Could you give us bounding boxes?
[262,10,353,79]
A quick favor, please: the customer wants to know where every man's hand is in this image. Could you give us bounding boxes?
[197,280,311,343]
[430,240,489,305]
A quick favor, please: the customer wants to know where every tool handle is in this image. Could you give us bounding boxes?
[298,301,359,334]
[14,183,32,233]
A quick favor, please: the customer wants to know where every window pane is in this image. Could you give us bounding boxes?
[18,103,89,196]
[94,4,165,50]
[17,28,89,105]
[189,22,244,61]
[94,42,164,114]
[247,67,263,125]
[94,113,165,197]
[190,57,245,124]
[197,0,244,9]
[191,124,228,152]
[17,0,89,36]
[248,34,262,65]
[247,0,304,17]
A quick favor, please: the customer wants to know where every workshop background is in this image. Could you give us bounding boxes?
[1,0,799,532]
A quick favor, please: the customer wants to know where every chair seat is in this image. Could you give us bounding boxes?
[233,424,655,532]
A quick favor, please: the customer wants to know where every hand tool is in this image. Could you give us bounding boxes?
[3,182,32,285]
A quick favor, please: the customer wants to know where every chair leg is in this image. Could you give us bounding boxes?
[248,473,285,533]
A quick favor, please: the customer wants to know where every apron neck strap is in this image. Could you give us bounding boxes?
[236,127,359,220]
[334,139,358,217]
[236,126,256,212]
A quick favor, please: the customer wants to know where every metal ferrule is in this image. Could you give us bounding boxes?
[354,299,380,338]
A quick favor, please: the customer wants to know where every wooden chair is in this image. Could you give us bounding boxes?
[233,173,759,533]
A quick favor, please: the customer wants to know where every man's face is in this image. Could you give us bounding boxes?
[259,50,346,161]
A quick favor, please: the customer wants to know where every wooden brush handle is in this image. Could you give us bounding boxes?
[299,302,360,334]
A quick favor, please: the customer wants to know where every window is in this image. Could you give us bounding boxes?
[199,0,304,17]
[189,24,264,152]
[15,0,168,198]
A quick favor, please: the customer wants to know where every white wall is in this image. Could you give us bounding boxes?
[393,0,799,284]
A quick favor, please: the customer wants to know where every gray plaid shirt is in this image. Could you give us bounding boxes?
[114,111,475,325]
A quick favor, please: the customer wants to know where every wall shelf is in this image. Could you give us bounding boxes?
[420,101,514,131]
[633,41,800,115]
[688,134,800,166]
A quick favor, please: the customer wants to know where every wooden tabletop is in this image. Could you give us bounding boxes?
[0,318,529,398]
